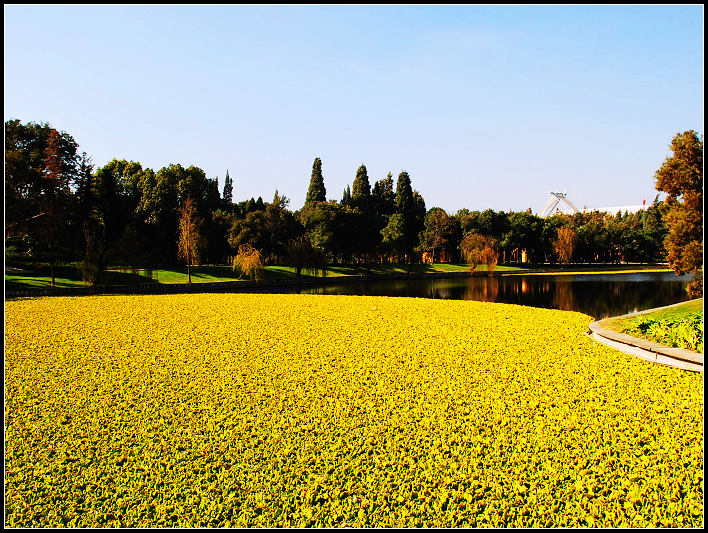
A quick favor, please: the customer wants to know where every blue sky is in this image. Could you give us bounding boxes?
[4,5,703,213]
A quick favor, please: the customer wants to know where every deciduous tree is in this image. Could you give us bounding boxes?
[232,243,263,280]
[285,234,325,277]
[655,130,703,296]
[552,226,578,265]
[460,232,499,273]
[177,198,203,283]
[422,207,457,263]
[5,120,79,277]
[39,129,69,285]
[381,213,406,261]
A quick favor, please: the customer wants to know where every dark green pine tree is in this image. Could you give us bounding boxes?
[395,171,414,216]
[352,164,371,201]
[222,170,233,208]
[382,172,395,201]
[412,189,427,239]
[395,171,418,265]
[305,157,327,205]
[341,184,352,207]
[373,172,396,217]
[350,165,375,259]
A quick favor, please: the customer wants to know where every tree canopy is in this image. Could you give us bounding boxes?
[5,118,690,284]
[655,130,703,296]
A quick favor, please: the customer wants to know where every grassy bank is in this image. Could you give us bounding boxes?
[600,299,703,353]
[5,294,703,527]
[5,263,525,290]
[5,263,672,291]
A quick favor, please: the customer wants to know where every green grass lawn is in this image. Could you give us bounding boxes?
[126,264,498,283]
[5,274,86,290]
[7,262,672,291]
[5,267,159,290]
[5,263,527,289]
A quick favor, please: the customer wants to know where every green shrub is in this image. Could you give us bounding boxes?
[625,312,703,353]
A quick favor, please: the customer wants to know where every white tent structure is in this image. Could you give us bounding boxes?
[539,192,581,217]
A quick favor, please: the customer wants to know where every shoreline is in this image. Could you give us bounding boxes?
[4,264,684,299]
[5,269,515,299]
[588,299,704,372]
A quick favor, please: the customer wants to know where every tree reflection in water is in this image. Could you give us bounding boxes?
[551,280,577,312]
[297,272,693,319]
[463,276,499,302]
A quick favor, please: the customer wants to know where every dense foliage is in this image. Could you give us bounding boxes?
[6,119,699,284]
[624,312,703,353]
[654,130,703,296]
[5,294,703,527]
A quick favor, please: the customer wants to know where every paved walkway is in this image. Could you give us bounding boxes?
[588,300,703,372]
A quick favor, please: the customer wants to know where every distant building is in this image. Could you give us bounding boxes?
[580,204,648,215]
[539,192,649,217]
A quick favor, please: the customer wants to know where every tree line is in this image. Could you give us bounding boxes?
[4,119,701,294]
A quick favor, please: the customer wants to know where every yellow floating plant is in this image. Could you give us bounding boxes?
[5,294,703,527]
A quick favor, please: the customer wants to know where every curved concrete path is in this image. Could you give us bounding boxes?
[588,300,703,372]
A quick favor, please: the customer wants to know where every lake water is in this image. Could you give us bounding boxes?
[288,272,694,319]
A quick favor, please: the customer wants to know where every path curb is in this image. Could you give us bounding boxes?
[588,300,703,372]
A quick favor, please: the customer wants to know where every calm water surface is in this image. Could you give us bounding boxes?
[290,272,694,319]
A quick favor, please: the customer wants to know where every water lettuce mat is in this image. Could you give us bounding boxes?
[5,294,703,527]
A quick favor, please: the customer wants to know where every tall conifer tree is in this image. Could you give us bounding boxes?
[382,172,395,204]
[350,165,374,259]
[305,157,326,205]
[393,171,420,266]
[352,164,371,200]
[341,185,352,207]
[222,170,233,207]
[395,171,414,215]
[373,172,396,218]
